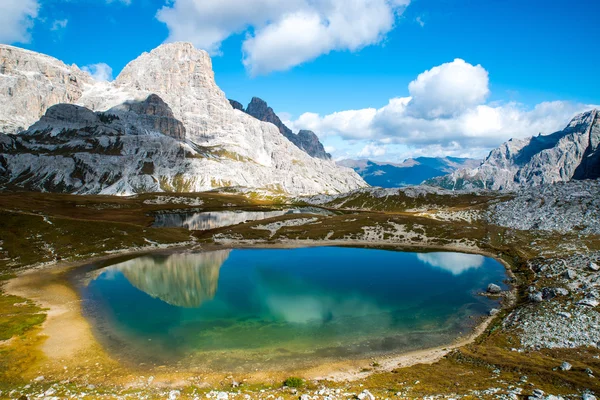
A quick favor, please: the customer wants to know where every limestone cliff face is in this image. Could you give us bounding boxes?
[0,45,93,134]
[429,109,600,190]
[0,43,366,195]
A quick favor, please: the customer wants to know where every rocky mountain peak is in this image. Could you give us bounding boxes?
[233,96,331,160]
[429,109,600,190]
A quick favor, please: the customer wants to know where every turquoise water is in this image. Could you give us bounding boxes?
[75,247,507,370]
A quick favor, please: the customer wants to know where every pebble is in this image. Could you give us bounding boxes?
[558,312,572,319]
[590,262,600,272]
[168,390,180,400]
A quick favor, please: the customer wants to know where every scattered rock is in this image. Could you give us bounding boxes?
[560,362,572,371]
[489,308,500,316]
[563,270,577,280]
[357,389,375,400]
[532,388,545,398]
[578,299,599,307]
[590,262,600,272]
[582,394,597,400]
[168,390,180,400]
[529,292,543,302]
[33,376,44,382]
[216,392,228,400]
[558,312,572,319]
[487,283,502,294]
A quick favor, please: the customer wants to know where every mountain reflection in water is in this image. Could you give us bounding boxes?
[153,208,335,230]
[107,251,230,308]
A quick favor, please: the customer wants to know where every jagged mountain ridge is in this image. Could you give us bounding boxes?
[230,97,331,160]
[339,157,480,188]
[0,43,366,195]
[429,109,600,190]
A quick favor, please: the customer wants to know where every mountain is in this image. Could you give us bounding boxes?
[338,157,480,187]
[429,109,600,190]
[229,97,331,160]
[0,43,366,195]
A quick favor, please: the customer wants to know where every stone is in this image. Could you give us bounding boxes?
[216,392,228,400]
[532,389,545,398]
[590,262,600,272]
[489,308,500,316]
[529,292,543,303]
[357,390,375,400]
[560,362,572,371]
[578,298,599,307]
[582,394,597,400]
[563,270,577,280]
[168,390,180,400]
[558,312,572,319]
[487,283,502,294]
[33,376,44,382]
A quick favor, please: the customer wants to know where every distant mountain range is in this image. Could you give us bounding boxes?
[339,157,481,187]
[429,109,599,190]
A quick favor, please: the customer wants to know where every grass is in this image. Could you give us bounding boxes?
[0,293,46,341]
[283,377,304,388]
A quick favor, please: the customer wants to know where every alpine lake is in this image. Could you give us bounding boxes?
[69,246,508,372]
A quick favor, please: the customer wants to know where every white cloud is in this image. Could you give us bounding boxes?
[358,143,387,157]
[0,0,39,44]
[289,59,595,160]
[417,252,484,275]
[157,0,410,74]
[51,19,68,31]
[415,16,425,27]
[406,58,489,119]
[82,63,114,82]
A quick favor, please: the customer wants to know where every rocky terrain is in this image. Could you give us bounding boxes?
[430,109,599,190]
[339,157,480,188]
[230,97,331,160]
[0,43,364,195]
[487,180,600,235]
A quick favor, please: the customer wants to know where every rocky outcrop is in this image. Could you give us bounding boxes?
[109,94,186,139]
[429,109,600,190]
[0,43,366,195]
[0,45,93,135]
[234,96,331,160]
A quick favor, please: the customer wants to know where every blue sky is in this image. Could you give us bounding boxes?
[2,0,599,161]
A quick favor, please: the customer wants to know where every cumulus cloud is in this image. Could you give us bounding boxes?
[289,59,595,159]
[82,63,114,82]
[157,0,410,74]
[0,0,39,44]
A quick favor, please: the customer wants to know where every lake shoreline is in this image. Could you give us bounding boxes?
[4,240,517,387]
